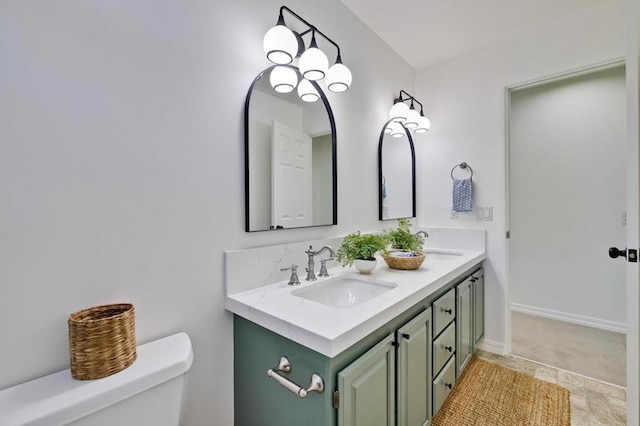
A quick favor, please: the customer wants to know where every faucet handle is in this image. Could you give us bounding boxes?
[280,264,301,286]
[318,258,334,277]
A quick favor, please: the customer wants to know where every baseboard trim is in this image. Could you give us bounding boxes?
[511,303,627,333]
[476,338,505,355]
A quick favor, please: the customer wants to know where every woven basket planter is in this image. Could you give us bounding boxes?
[381,251,426,270]
[68,303,136,380]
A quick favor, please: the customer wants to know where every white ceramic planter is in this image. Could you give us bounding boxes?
[354,259,377,274]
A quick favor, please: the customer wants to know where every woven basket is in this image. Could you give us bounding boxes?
[381,251,426,270]
[68,303,136,380]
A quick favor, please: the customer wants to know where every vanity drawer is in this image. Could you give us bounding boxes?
[433,288,456,337]
[433,321,456,375]
[433,355,456,416]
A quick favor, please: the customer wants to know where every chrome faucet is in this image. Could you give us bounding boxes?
[304,245,335,281]
[415,230,429,239]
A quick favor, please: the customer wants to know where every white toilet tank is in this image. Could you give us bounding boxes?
[0,332,193,426]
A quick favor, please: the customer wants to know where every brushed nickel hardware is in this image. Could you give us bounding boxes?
[318,257,334,277]
[305,245,335,281]
[280,265,301,286]
[266,356,325,398]
[332,389,340,409]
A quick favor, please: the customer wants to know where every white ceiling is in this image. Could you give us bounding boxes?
[339,0,613,69]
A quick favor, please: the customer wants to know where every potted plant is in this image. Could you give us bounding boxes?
[336,231,388,274]
[382,218,427,270]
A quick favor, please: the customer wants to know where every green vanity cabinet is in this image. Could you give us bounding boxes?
[472,268,485,348]
[396,308,433,426]
[338,307,433,426]
[233,316,334,426]
[233,263,484,426]
[455,277,473,378]
[337,333,396,426]
[233,300,431,426]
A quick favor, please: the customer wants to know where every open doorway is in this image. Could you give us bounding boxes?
[507,62,627,387]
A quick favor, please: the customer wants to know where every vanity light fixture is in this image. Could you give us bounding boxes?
[390,90,431,134]
[297,79,320,102]
[299,31,329,81]
[389,121,406,138]
[270,66,298,93]
[263,6,352,98]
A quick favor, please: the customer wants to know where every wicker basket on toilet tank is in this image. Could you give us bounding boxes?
[68,303,137,380]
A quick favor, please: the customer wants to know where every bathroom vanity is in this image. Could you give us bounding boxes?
[225,229,485,426]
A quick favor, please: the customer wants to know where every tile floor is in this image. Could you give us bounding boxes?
[476,350,627,426]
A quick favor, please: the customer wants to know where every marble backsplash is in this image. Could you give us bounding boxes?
[224,227,485,296]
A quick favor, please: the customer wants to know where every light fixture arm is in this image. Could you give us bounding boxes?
[279,6,343,60]
[397,89,424,113]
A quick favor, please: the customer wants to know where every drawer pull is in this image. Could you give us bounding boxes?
[441,308,453,315]
[443,345,453,352]
[445,383,452,389]
[401,333,410,340]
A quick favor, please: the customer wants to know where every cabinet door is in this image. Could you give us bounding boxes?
[456,277,473,377]
[397,308,432,426]
[473,269,485,349]
[338,333,396,426]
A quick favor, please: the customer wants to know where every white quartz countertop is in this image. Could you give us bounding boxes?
[225,247,485,358]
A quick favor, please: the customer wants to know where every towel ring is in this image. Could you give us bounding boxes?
[451,162,473,180]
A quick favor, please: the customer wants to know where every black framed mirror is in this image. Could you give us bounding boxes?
[245,65,337,232]
[378,120,416,220]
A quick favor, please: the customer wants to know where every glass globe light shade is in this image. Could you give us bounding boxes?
[270,66,298,93]
[384,123,392,134]
[389,101,409,122]
[390,121,405,138]
[414,115,431,134]
[297,79,319,102]
[326,62,352,92]
[263,24,299,65]
[404,108,421,129]
[299,47,329,81]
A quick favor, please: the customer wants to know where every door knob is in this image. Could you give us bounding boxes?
[609,247,627,259]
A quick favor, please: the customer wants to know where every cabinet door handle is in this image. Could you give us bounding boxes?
[441,308,452,315]
[401,333,410,340]
[445,383,452,389]
[443,345,453,352]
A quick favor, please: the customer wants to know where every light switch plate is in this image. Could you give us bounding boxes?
[476,206,493,221]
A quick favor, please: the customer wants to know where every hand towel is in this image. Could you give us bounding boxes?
[453,178,473,212]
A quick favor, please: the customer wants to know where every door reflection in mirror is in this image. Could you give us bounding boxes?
[379,120,416,220]
[245,66,337,232]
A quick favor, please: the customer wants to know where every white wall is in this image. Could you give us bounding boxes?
[510,66,626,327]
[0,1,414,425]
[415,1,625,351]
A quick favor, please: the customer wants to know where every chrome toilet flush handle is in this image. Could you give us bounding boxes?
[267,355,325,398]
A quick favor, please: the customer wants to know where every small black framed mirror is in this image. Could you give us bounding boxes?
[245,65,337,232]
[378,120,416,220]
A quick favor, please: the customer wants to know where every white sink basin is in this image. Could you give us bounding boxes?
[291,275,398,309]
[424,250,463,262]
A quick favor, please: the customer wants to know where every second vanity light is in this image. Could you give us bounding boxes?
[262,6,353,102]
[388,90,431,135]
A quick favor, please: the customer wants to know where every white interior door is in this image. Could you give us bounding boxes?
[271,121,313,229]
[625,0,639,421]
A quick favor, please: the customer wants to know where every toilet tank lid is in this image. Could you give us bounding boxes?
[0,332,193,426]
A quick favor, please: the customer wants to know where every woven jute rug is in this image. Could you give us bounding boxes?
[432,357,571,426]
